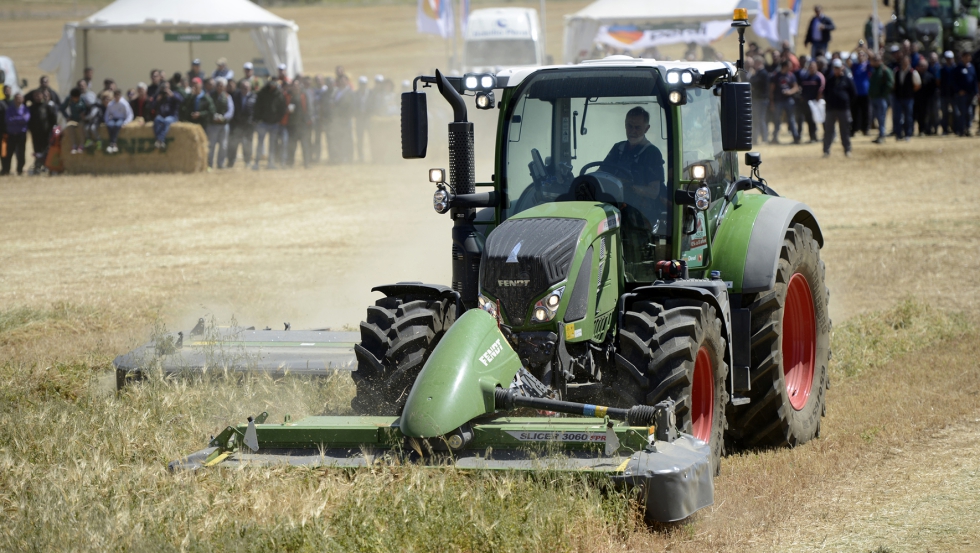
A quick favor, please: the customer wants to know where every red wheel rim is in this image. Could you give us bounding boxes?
[783,273,816,411]
[691,346,714,442]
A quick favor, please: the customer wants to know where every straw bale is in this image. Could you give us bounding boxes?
[61,121,208,174]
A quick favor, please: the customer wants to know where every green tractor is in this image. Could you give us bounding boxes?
[883,0,980,54]
[174,15,830,523]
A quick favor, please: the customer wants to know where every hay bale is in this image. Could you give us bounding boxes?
[61,121,208,174]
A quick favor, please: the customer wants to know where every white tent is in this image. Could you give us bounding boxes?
[40,0,302,94]
[563,0,758,64]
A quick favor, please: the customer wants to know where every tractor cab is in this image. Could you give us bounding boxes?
[496,61,740,282]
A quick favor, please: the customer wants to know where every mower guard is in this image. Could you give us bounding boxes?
[113,325,358,389]
[171,414,713,523]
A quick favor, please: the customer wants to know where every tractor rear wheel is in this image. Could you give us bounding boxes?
[727,223,831,448]
[351,294,456,415]
[615,299,728,473]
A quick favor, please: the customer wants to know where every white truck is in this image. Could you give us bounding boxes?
[463,7,546,73]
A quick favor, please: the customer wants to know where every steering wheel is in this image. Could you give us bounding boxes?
[578,161,632,182]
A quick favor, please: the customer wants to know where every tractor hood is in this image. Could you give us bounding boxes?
[400,309,522,438]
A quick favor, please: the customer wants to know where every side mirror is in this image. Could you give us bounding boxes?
[720,82,752,151]
[401,91,428,159]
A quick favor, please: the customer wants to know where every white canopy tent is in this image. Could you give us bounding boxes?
[40,0,302,94]
[563,0,758,64]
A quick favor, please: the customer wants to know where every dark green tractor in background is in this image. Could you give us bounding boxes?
[175,13,830,524]
[884,0,980,53]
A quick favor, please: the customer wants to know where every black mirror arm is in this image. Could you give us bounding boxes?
[725,177,779,203]
[451,191,499,209]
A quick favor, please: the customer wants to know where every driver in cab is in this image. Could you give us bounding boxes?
[599,107,669,233]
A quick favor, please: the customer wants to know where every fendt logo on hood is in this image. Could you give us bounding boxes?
[479,338,504,367]
[497,279,530,287]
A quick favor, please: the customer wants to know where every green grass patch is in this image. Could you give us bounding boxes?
[830,297,973,379]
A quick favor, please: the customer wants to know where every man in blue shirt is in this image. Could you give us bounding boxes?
[850,51,871,136]
[952,51,977,136]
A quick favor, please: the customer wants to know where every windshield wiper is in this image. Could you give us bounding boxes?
[581,97,597,136]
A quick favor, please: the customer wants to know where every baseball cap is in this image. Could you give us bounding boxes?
[243,61,254,69]
[944,50,955,59]
[191,77,202,85]
[277,63,287,70]
[217,57,227,65]
[831,59,843,68]
[358,75,368,84]
[192,58,201,65]
[375,74,384,83]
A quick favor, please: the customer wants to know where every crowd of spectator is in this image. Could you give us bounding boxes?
[747,5,980,157]
[0,57,402,176]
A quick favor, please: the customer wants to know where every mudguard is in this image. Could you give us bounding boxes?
[400,309,522,438]
[710,193,823,294]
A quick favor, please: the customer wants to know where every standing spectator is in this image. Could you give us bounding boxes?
[60,87,88,154]
[2,93,29,176]
[151,81,182,150]
[749,56,769,144]
[82,67,94,91]
[241,62,261,91]
[27,89,58,173]
[328,74,354,163]
[953,51,978,136]
[180,77,215,131]
[83,92,110,150]
[864,15,883,48]
[804,5,836,59]
[253,78,287,170]
[354,76,371,162]
[104,89,133,154]
[913,58,937,135]
[798,59,825,143]
[187,59,204,83]
[277,63,290,85]
[780,41,801,72]
[823,59,855,157]
[102,78,117,94]
[228,79,256,167]
[169,71,185,95]
[0,87,7,172]
[869,53,894,143]
[26,76,61,108]
[939,50,957,134]
[286,80,311,168]
[131,83,153,121]
[313,75,332,162]
[892,56,920,141]
[206,77,234,169]
[212,58,234,81]
[770,60,801,144]
[850,50,871,136]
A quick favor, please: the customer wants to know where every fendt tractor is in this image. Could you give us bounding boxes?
[173,11,830,523]
[883,0,980,54]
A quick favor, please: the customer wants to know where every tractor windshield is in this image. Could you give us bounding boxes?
[503,68,672,269]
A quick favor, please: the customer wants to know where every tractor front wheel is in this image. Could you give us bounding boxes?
[615,299,728,474]
[727,223,831,448]
[351,294,456,415]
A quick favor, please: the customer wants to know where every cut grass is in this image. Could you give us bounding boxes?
[0,298,975,552]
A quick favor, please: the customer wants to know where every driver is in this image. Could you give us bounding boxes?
[600,107,668,232]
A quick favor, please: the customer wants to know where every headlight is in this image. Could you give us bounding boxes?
[480,75,495,89]
[531,286,564,323]
[475,91,495,110]
[695,186,710,210]
[464,75,478,90]
[429,168,446,183]
[478,294,498,319]
[680,71,693,85]
[691,164,706,181]
[533,307,549,322]
[668,90,685,105]
[433,188,451,214]
[666,71,680,85]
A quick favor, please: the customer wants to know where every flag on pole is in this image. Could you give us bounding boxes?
[788,0,803,36]
[754,0,803,47]
[461,0,471,36]
[418,0,455,38]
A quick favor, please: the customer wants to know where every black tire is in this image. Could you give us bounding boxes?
[350,294,456,415]
[614,299,728,473]
[727,223,831,448]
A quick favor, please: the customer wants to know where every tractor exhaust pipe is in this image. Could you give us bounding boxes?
[436,70,480,308]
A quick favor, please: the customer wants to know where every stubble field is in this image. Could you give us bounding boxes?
[2,1,980,552]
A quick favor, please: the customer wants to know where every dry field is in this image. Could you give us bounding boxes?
[2,1,980,552]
